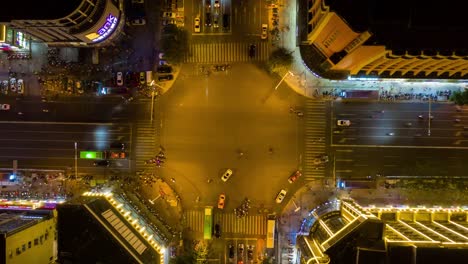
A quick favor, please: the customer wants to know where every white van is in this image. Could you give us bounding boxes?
[146,71,153,85]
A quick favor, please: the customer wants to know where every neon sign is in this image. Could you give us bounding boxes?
[92,13,118,42]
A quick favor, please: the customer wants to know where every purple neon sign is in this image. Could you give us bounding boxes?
[92,13,118,42]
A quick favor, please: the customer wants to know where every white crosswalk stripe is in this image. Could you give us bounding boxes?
[134,122,157,172]
[185,42,270,63]
[303,100,327,180]
[185,210,267,236]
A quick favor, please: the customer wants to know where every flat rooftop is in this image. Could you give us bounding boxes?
[325,0,468,51]
[0,0,83,22]
[0,209,53,235]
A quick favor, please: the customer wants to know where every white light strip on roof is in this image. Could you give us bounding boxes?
[415,221,454,243]
[433,221,468,241]
[318,219,334,237]
[398,220,434,242]
[386,223,411,241]
[448,220,468,232]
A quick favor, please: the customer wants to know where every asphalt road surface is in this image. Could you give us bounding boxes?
[331,101,468,178]
[0,121,132,176]
[157,63,304,212]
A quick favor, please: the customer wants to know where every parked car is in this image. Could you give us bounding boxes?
[221,169,233,182]
[223,14,230,29]
[337,120,351,126]
[139,72,146,85]
[218,194,226,209]
[116,72,124,86]
[10,78,16,92]
[109,151,126,159]
[194,17,201,33]
[214,0,220,8]
[261,24,268,39]
[213,15,219,28]
[275,189,287,203]
[93,160,110,167]
[205,0,212,9]
[110,142,125,150]
[238,243,244,258]
[157,65,173,73]
[288,170,302,183]
[158,75,173,81]
[131,17,146,25]
[228,244,235,259]
[247,245,254,260]
[17,79,24,94]
[0,104,10,111]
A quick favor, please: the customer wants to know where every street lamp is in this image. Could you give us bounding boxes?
[149,80,164,123]
[148,194,161,205]
[274,71,294,90]
[427,96,432,136]
[292,200,301,213]
[74,142,78,178]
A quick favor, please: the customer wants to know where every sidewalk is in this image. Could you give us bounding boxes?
[274,0,466,102]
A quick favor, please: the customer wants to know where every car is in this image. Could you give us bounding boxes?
[214,0,220,8]
[238,243,244,258]
[157,65,173,73]
[116,72,124,86]
[93,160,110,167]
[221,169,233,182]
[205,13,212,27]
[17,79,24,94]
[132,0,144,3]
[0,104,10,111]
[261,24,268,39]
[131,17,146,25]
[110,142,125,150]
[214,223,221,238]
[228,244,235,259]
[333,129,343,134]
[139,72,145,85]
[213,15,219,28]
[10,78,16,92]
[109,151,126,159]
[275,189,287,203]
[223,14,230,29]
[42,108,49,113]
[162,12,176,19]
[158,75,173,81]
[288,170,302,183]
[248,44,256,58]
[205,0,211,9]
[194,17,201,33]
[337,120,351,126]
[247,245,254,260]
[218,194,226,209]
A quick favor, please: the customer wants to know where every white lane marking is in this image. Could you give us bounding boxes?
[332,144,468,150]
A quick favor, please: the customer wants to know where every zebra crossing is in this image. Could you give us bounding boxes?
[185,42,270,63]
[134,121,157,172]
[185,210,267,236]
[303,100,327,180]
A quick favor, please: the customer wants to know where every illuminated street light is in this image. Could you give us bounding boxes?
[292,200,301,213]
[274,71,294,90]
[150,80,164,123]
[148,194,161,205]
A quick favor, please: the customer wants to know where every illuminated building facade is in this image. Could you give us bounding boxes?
[0,209,57,264]
[302,0,468,79]
[0,0,124,48]
[297,199,468,263]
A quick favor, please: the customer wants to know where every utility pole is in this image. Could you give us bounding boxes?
[428,97,432,136]
[74,142,78,178]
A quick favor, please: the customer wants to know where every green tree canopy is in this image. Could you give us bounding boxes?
[450,90,468,106]
[267,47,294,73]
[161,25,188,64]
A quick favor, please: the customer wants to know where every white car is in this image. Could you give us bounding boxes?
[214,0,220,8]
[337,120,351,126]
[10,78,16,92]
[0,104,10,111]
[17,79,24,94]
[261,24,268,39]
[275,189,287,203]
[194,17,201,33]
[116,72,124,86]
[131,18,146,26]
[221,169,233,182]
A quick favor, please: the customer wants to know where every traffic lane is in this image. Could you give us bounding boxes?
[333,101,458,113]
[0,156,130,171]
[333,147,468,177]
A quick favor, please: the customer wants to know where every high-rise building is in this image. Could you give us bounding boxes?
[301,0,468,79]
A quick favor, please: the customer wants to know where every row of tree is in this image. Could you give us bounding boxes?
[450,90,468,105]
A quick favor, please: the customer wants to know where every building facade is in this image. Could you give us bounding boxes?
[0,0,124,50]
[303,0,468,79]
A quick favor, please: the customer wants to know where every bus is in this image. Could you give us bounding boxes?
[203,207,213,240]
[266,219,276,248]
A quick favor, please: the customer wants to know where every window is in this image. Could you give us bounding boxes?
[40,235,44,244]
[28,241,32,248]
[16,248,20,255]
[22,244,26,252]
[34,238,39,245]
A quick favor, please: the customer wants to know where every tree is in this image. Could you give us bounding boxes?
[267,47,294,73]
[160,25,189,64]
[450,90,468,106]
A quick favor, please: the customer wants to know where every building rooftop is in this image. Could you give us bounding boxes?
[325,0,468,51]
[0,0,83,22]
[0,209,54,236]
